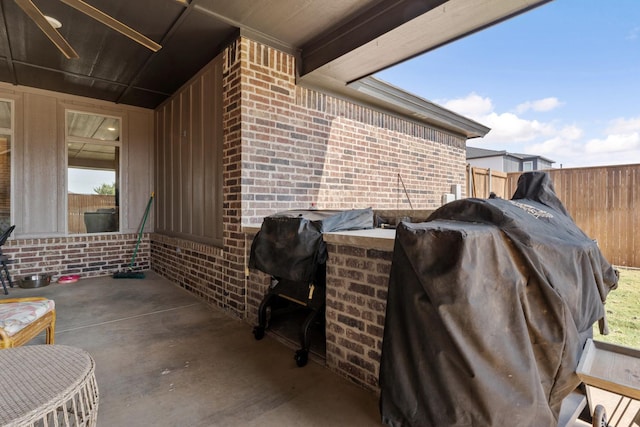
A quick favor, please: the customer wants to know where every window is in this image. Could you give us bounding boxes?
[0,100,12,232]
[66,111,121,234]
[522,161,534,172]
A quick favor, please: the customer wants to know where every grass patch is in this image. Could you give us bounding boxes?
[592,268,640,349]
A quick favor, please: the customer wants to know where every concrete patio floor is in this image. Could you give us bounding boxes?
[3,271,635,426]
[3,272,380,426]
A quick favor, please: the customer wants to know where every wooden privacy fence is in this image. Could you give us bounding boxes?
[468,164,639,268]
[467,165,509,198]
[68,194,116,234]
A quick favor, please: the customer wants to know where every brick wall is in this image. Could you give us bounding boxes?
[245,231,393,393]
[238,38,466,389]
[150,37,469,390]
[0,36,468,388]
[151,39,248,318]
[240,38,467,225]
[324,243,393,391]
[151,234,231,310]
[153,38,466,319]
[3,233,150,281]
[221,38,248,316]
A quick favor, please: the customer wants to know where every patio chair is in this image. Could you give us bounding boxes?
[0,225,15,295]
[0,297,56,348]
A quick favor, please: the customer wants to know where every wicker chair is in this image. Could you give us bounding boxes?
[0,297,56,348]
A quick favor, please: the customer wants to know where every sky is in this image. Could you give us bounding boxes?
[375,0,640,169]
[68,168,114,194]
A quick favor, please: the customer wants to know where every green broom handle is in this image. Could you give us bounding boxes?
[129,192,154,269]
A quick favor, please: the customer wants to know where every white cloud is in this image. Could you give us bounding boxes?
[606,116,640,134]
[627,26,640,40]
[442,92,493,118]
[525,127,584,166]
[447,93,640,168]
[557,124,584,141]
[585,132,640,154]
[527,138,573,156]
[526,128,640,168]
[481,112,555,143]
[443,93,558,144]
[515,97,563,114]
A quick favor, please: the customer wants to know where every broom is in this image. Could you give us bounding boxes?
[113,192,154,279]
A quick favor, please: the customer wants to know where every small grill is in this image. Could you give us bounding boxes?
[249,208,373,367]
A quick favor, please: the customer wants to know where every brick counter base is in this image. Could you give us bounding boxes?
[325,243,392,393]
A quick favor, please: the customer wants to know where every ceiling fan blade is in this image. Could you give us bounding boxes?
[60,0,162,52]
[14,0,79,59]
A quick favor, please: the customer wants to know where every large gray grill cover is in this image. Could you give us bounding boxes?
[379,172,618,427]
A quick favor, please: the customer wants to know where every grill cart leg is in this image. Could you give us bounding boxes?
[253,292,276,340]
[294,349,308,367]
[294,303,325,367]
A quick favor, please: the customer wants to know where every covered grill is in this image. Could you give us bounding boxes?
[250,208,373,366]
[379,172,619,426]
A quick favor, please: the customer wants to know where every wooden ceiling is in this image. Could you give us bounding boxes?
[0,0,552,109]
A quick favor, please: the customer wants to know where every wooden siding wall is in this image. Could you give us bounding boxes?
[151,46,243,315]
[154,55,224,246]
[0,82,154,238]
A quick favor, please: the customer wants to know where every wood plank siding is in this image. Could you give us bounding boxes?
[154,54,224,246]
[0,82,153,237]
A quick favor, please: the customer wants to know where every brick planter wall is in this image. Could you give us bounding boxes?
[2,233,150,281]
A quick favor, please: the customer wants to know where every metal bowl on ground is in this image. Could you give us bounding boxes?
[18,274,52,288]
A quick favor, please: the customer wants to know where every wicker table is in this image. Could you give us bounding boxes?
[0,345,99,426]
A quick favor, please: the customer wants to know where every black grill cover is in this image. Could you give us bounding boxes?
[249,208,373,283]
[379,172,618,427]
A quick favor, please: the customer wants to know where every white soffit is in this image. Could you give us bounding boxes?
[301,0,551,84]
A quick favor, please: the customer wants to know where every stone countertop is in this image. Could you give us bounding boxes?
[242,225,395,251]
[323,228,395,251]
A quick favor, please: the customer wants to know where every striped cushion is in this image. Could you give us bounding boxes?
[0,300,55,336]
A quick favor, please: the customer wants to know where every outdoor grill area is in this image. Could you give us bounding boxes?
[1,0,638,424]
[244,172,624,427]
[249,208,374,367]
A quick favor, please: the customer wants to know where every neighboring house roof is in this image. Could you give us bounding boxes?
[466,146,554,164]
[466,147,507,159]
